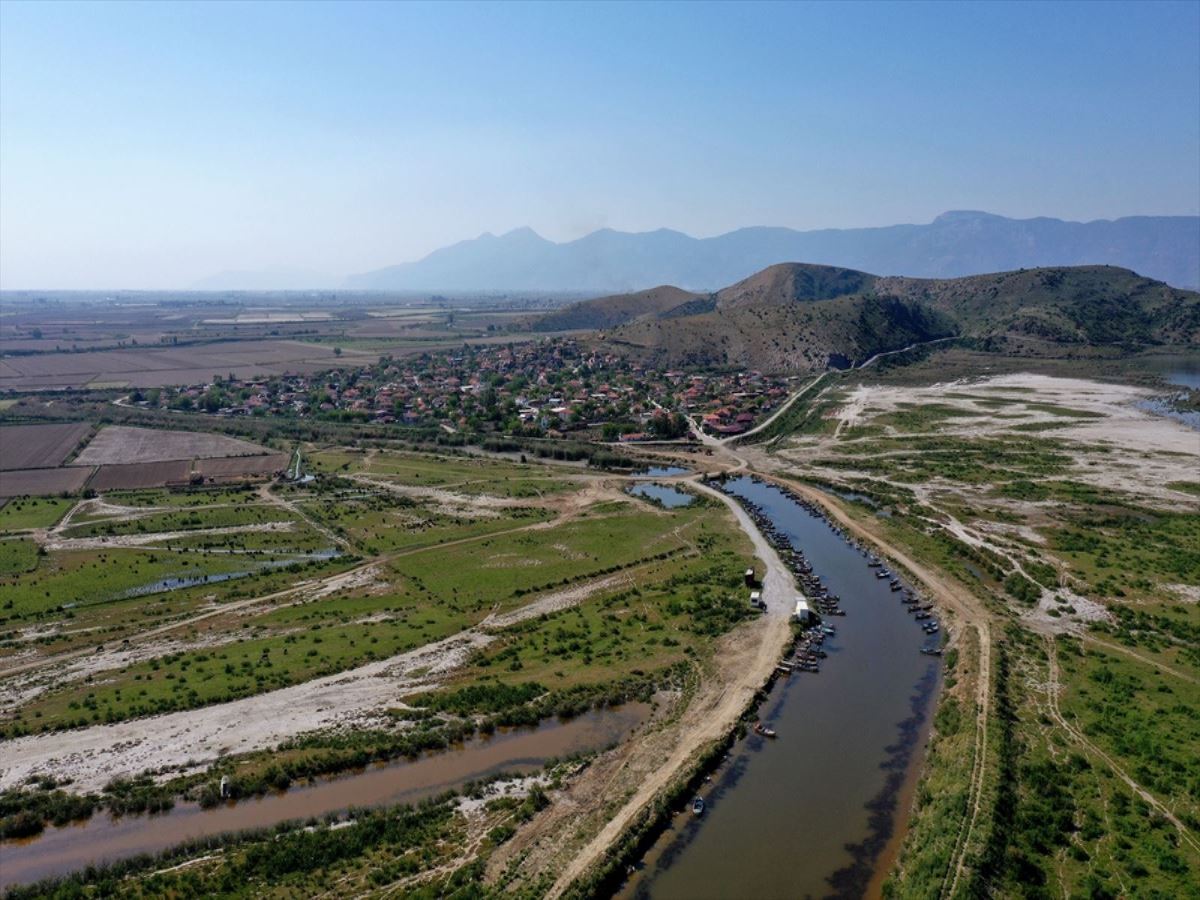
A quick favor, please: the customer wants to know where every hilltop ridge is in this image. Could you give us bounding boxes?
[536,262,1200,373]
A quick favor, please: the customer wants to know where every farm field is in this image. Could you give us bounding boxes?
[0,423,91,470]
[71,425,272,465]
[0,423,289,496]
[0,467,92,498]
[88,461,193,491]
[0,339,378,391]
[194,453,289,479]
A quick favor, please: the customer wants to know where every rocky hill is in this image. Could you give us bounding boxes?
[542,263,1199,373]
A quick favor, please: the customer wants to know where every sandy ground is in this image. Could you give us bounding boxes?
[1022,587,1113,636]
[41,521,295,552]
[0,632,493,794]
[809,373,1199,502]
[0,557,665,794]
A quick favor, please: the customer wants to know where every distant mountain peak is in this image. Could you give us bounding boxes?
[933,210,1006,223]
[500,226,545,241]
[346,212,1199,292]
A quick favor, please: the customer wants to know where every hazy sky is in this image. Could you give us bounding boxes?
[2,0,1198,289]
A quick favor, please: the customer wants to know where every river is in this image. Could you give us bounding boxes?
[617,476,940,900]
[0,703,648,890]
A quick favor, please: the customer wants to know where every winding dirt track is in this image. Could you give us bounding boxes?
[1045,637,1199,855]
[1081,635,1199,686]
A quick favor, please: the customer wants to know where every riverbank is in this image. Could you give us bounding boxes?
[484,481,799,896]
[614,476,942,899]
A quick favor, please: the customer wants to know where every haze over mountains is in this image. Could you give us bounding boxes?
[340,211,1200,293]
[540,262,1200,374]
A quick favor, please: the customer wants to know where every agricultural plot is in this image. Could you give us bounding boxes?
[194,453,289,479]
[0,339,378,390]
[89,461,192,491]
[0,467,92,498]
[0,423,91,470]
[72,426,272,466]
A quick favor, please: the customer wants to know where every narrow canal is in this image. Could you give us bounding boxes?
[617,476,941,900]
[0,704,648,890]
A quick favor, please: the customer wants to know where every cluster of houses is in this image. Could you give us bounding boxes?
[149,338,792,441]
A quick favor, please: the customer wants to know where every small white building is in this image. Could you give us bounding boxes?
[794,598,812,624]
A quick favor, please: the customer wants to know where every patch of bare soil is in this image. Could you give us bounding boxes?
[0,632,494,794]
[42,521,294,552]
[1022,586,1113,636]
[72,426,271,466]
[0,561,653,794]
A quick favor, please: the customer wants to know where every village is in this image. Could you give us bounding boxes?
[141,338,795,441]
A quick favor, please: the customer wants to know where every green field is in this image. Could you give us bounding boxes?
[2,475,751,737]
[0,497,73,531]
[0,538,41,576]
[298,491,551,555]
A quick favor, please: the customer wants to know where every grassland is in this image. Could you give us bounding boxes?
[309,447,576,497]
[3,497,722,734]
[0,497,73,530]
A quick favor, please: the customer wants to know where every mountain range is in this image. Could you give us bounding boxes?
[536,262,1200,373]
[343,212,1200,293]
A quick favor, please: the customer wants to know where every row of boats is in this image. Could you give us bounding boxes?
[686,476,945,826]
[720,483,849,620]
[717,474,949,659]
[867,558,942,639]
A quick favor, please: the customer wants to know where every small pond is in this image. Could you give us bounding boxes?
[628,483,694,508]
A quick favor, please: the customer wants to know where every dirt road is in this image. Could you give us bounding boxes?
[1044,636,1199,855]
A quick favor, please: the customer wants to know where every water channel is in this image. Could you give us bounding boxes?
[617,476,941,900]
[0,704,648,890]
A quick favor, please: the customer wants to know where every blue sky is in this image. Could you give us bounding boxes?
[1,0,1197,288]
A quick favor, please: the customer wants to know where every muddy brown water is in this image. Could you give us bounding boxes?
[616,476,941,900]
[0,704,648,890]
